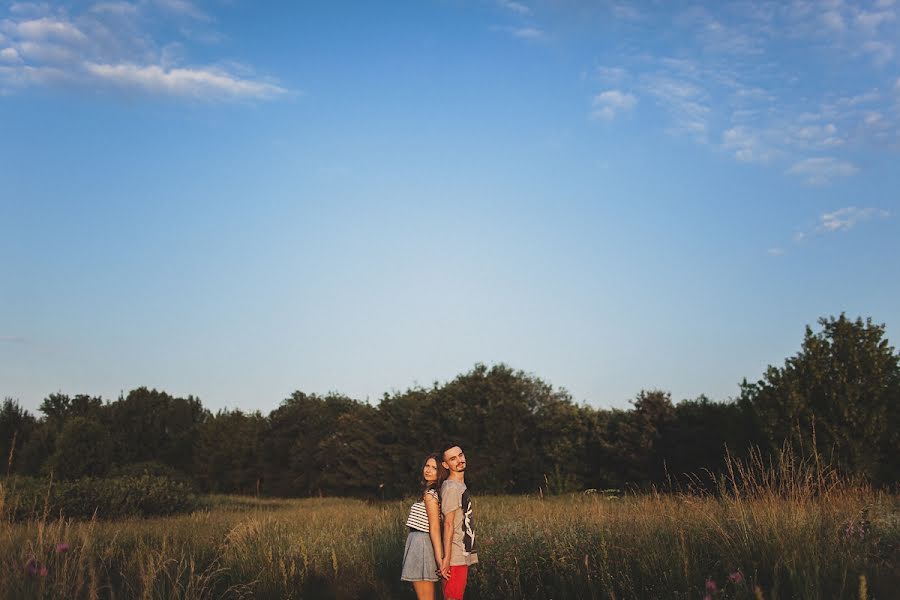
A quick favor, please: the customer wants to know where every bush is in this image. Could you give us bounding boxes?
[1,475,200,521]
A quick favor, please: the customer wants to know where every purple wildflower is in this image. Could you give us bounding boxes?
[25,557,38,576]
[729,571,744,584]
[706,577,718,593]
[55,543,70,554]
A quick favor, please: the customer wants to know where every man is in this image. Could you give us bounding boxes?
[439,444,477,600]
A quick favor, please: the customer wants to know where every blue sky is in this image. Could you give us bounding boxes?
[2,0,898,414]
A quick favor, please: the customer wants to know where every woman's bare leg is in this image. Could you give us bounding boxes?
[411,581,435,600]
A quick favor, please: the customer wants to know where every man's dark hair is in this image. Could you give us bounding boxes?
[441,443,462,460]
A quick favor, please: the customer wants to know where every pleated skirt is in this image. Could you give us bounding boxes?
[400,530,439,582]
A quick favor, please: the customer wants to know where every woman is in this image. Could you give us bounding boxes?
[401,453,447,599]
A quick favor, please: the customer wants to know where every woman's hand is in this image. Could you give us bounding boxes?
[439,556,451,579]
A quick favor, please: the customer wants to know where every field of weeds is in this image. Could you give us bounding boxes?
[1,456,897,599]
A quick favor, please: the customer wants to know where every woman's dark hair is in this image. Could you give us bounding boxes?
[421,452,448,496]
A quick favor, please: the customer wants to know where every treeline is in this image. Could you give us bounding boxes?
[2,315,898,497]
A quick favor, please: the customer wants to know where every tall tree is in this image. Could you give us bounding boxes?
[741,315,900,484]
[262,392,359,496]
[105,387,209,473]
[193,409,266,493]
[0,398,36,474]
[49,416,112,479]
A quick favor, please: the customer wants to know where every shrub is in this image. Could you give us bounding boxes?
[1,475,200,521]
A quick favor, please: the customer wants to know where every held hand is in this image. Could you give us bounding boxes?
[439,557,451,579]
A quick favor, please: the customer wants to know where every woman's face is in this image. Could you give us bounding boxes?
[423,457,438,482]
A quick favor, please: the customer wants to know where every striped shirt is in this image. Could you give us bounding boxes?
[405,488,440,532]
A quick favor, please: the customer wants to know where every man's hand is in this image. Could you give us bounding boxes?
[440,556,451,579]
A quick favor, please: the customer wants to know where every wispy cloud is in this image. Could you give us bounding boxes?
[511,26,544,39]
[0,335,25,344]
[154,0,210,22]
[575,2,900,183]
[781,206,890,253]
[0,3,286,100]
[497,0,531,16]
[84,62,284,98]
[817,206,890,232]
[642,75,710,141]
[491,25,545,41]
[591,89,636,120]
[722,126,775,163]
[786,157,860,185]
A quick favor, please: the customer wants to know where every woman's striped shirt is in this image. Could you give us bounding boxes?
[405,488,440,532]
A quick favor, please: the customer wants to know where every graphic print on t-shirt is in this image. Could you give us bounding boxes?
[461,489,475,553]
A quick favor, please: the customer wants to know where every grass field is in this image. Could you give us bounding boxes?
[1,457,898,599]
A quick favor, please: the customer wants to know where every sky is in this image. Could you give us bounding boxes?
[2,0,899,415]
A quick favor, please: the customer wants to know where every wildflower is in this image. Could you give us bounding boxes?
[39,567,48,577]
[55,543,70,553]
[703,596,712,600]
[25,557,38,576]
[729,571,744,584]
[706,578,718,593]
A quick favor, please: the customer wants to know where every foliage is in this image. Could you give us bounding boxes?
[48,417,112,480]
[1,313,898,496]
[741,314,900,484]
[0,398,35,475]
[1,474,200,521]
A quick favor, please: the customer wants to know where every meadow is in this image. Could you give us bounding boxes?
[1,455,897,599]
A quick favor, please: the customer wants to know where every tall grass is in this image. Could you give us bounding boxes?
[1,451,897,599]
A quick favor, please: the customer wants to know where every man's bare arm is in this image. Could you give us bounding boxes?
[441,508,457,576]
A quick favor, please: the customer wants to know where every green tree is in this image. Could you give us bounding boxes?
[105,387,209,473]
[0,398,36,474]
[601,390,675,487]
[741,314,900,484]
[262,392,359,496]
[193,409,266,494]
[49,416,113,479]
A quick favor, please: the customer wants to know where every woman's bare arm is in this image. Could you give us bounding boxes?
[424,492,444,573]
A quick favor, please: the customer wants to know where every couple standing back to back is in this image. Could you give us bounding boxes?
[402,445,478,600]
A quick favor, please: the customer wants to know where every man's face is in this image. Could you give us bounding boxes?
[443,446,466,472]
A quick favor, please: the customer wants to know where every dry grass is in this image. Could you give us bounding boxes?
[1,453,897,599]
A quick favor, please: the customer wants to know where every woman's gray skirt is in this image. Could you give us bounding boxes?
[400,529,439,582]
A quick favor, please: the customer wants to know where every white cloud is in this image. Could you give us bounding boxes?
[154,0,209,22]
[643,76,710,140]
[0,335,26,343]
[855,10,896,34]
[822,10,845,32]
[0,47,20,62]
[498,0,531,16]
[787,122,844,149]
[786,157,860,185]
[84,62,285,99]
[90,2,139,16]
[16,18,87,43]
[722,126,774,162]
[596,66,626,82]
[591,89,637,120]
[510,26,544,39]
[817,206,890,232]
[0,4,287,101]
[609,3,641,20]
[861,40,894,66]
[9,3,52,17]
[767,247,785,256]
[17,41,77,63]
